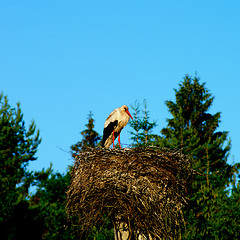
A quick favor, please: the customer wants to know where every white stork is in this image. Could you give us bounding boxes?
[102,105,133,148]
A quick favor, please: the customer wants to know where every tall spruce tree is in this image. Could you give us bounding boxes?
[71,111,101,155]
[158,75,239,239]
[0,93,41,239]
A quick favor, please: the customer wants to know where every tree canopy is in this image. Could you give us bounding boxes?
[158,75,240,239]
[0,92,41,239]
[129,99,157,146]
[1,74,239,239]
[71,111,101,155]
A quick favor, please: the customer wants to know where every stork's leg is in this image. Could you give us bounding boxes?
[112,130,115,148]
[118,134,121,148]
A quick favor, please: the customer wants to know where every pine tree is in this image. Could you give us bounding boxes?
[71,111,101,155]
[129,100,157,146]
[0,92,41,239]
[158,75,240,239]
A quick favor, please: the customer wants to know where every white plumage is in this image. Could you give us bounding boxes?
[102,105,133,148]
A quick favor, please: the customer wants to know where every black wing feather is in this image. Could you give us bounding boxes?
[102,120,118,147]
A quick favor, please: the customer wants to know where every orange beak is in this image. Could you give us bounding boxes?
[126,109,133,120]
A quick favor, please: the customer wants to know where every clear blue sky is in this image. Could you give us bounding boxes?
[1,1,239,173]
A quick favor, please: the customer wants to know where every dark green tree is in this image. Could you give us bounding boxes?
[28,167,80,240]
[71,111,101,155]
[158,75,240,239]
[0,92,41,239]
[129,99,157,146]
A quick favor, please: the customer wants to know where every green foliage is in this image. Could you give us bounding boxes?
[29,167,79,240]
[87,219,115,240]
[158,75,240,239]
[160,75,234,188]
[129,99,157,146]
[71,111,101,155]
[27,166,112,240]
[1,76,239,239]
[0,92,41,239]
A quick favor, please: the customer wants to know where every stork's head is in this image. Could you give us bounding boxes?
[121,105,133,120]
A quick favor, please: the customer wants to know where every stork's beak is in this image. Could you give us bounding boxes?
[126,110,133,120]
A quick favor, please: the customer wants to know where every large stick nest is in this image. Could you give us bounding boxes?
[66,147,194,239]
